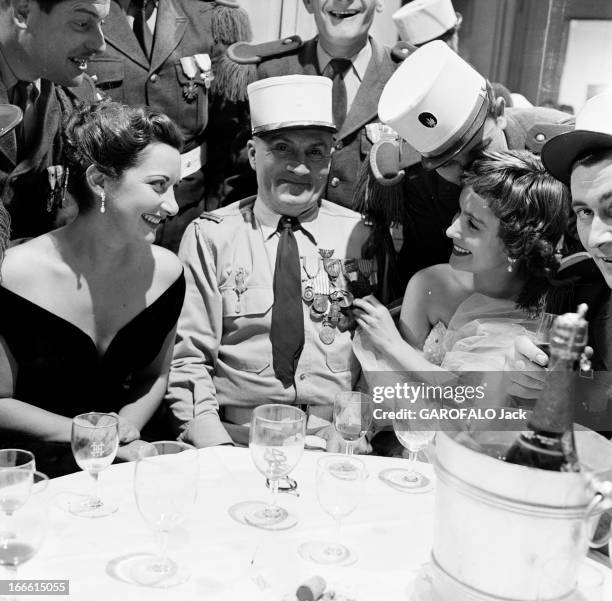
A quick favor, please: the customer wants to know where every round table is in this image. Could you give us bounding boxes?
[12,447,612,601]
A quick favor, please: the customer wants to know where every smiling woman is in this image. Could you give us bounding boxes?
[0,102,186,477]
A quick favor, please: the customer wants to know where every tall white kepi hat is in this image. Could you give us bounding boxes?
[378,41,489,170]
[542,93,612,185]
[247,75,335,135]
[392,0,460,46]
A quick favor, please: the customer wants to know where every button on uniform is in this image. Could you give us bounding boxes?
[335,141,344,150]
[330,177,340,188]
[149,73,158,83]
[299,373,307,381]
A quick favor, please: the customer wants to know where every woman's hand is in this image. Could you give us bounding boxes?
[108,412,140,444]
[115,439,150,463]
[352,295,403,354]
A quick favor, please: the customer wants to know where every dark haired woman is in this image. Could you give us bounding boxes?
[352,150,570,389]
[0,102,186,476]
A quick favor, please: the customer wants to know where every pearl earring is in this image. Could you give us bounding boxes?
[507,257,516,272]
[100,190,106,214]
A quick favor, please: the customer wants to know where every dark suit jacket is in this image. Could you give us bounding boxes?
[0,75,96,240]
[257,37,402,210]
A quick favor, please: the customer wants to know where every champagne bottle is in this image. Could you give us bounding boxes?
[505,304,589,472]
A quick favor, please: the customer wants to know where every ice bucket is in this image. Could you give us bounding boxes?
[432,429,612,601]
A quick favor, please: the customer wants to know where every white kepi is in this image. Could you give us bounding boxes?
[247,75,335,135]
[392,0,459,46]
[378,40,489,169]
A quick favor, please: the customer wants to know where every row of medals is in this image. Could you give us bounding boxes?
[302,250,377,345]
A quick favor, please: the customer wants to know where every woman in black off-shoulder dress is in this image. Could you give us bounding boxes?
[0,102,186,477]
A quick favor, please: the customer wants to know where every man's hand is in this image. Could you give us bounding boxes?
[316,424,372,455]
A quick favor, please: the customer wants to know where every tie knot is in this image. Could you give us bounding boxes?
[326,58,352,78]
[278,216,298,231]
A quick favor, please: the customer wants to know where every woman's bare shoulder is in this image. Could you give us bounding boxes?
[150,245,183,288]
[1,236,61,292]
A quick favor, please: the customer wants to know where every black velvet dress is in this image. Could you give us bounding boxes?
[0,273,185,477]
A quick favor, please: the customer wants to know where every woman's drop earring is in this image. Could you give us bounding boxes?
[100,190,106,214]
[507,257,516,272]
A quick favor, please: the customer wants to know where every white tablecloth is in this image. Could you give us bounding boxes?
[12,447,612,601]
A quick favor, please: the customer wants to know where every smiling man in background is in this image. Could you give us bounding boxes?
[0,0,106,241]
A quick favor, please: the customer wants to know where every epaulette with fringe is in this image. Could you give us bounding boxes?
[207,0,254,102]
[227,35,303,65]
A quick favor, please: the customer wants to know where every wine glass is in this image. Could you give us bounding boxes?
[132,441,199,588]
[334,392,373,455]
[70,412,119,518]
[245,404,305,530]
[379,396,436,492]
[0,450,35,517]
[298,455,366,565]
[0,472,49,601]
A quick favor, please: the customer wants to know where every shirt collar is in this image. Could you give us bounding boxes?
[253,196,320,237]
[316,39,372,82]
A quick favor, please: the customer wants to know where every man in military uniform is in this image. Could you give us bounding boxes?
[0,0,106,241]
[225,0,414,211]
[371,41,574,293]
[86,0,251,252]
[166,75,373,449]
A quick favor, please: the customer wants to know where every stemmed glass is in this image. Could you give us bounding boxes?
[245,404,306,530]
[0,472,49,601]
[298,455,366,566]
[70,412,119,518]
[379,397,436,492]
[0,450,35,517]
[132,441,199,588]
[334,392,373,455]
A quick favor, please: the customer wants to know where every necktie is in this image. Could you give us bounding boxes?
[323,58,352,131]
[12,81,38,158]
[270,216,305,388]
[132,0,154,59]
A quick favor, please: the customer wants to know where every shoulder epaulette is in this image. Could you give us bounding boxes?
[227,35,303,65]
[391,41,417,63]
[199,211,224,223]
[525,122,574,154]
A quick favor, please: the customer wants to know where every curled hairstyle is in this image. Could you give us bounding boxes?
[462,150,570,311]
[62,101,183,211]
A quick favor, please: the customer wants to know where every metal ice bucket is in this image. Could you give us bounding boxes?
[432,429,612,601]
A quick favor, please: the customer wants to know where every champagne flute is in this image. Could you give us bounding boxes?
[245,404,305,530]
[133,441,199,588]
[334,392,373,455]
[70,412,119,518]
[298,455,366,565]
[0,472,49,601]
[379,396,436,492]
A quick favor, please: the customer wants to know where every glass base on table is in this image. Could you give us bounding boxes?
[297,540,357,566]
[106,552,190,588]
[378,468,433,493]
[68,496,118,518]
[228,501,298,531]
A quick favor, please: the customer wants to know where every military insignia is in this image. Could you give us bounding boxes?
[301,256,320,281]
[302,286,315,303]
[365,123,399,145]
[180,56,199,102]
[318,248,334,260]
[319,323,335,345]
[338,290,354,308]
[342,259,359,282]
[418,112,438,128]
[312,294,329,314]
[323,258,341,280]
[233,267,248,313]
[194,53,213,90]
